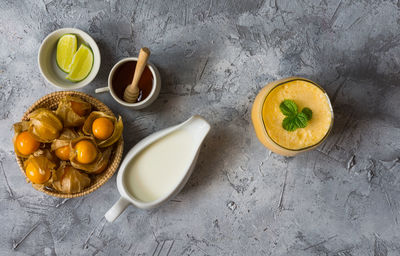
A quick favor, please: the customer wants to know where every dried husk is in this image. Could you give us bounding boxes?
[27,108,63,142]
[69,136,111,173]
[23,155,56,186]
[52,162,91,193]
[13,122,40,158]
[50,128,79,153]
[82,111,123,148]
[91,147,112,174]
[32,148,59,167]
[55,96,91,127]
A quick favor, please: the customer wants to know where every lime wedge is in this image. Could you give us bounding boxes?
[66,44,94,82]
[56,34,77,73]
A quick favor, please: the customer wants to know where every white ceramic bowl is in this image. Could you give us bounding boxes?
[38,28,101,89]
[95,57,161,110]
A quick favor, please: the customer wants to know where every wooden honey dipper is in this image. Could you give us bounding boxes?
[123,47,151,103]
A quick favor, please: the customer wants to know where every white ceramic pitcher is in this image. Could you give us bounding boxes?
[105,115,210,222]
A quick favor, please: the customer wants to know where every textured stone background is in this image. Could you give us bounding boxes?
[1,0,400,255]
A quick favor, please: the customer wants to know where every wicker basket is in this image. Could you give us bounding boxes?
[15,91,124,198]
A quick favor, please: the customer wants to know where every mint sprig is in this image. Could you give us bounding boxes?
[279,100,312,131]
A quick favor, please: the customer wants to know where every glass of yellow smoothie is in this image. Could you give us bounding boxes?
[251,77,334,156]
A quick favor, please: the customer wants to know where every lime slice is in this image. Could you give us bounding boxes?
[66,44,94,82]
[56,34,78,73]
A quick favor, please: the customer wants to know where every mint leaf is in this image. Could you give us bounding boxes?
[280,100,312,132]
[301,107,312,121]
[294,112,308,128]
[280,100,298,117]
[282,116,298,131]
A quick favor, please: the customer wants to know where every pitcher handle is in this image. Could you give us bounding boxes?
[95,87,110,94]
[105,197,130,222]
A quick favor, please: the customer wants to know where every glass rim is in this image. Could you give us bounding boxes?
[261,77,334,152]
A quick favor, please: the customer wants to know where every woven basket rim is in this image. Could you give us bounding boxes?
[15,91,124,198]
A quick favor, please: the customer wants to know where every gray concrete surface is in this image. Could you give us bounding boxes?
[1,0,400,255]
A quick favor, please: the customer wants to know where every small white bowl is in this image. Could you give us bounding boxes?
[38,28,101,90]
[95,57,161,110]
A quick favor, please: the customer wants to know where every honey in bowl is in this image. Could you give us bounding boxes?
[111,61,153,103]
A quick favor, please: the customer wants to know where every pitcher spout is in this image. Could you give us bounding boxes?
[181,115,211,142]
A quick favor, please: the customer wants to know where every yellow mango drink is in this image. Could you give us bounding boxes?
[251,77,333,156]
